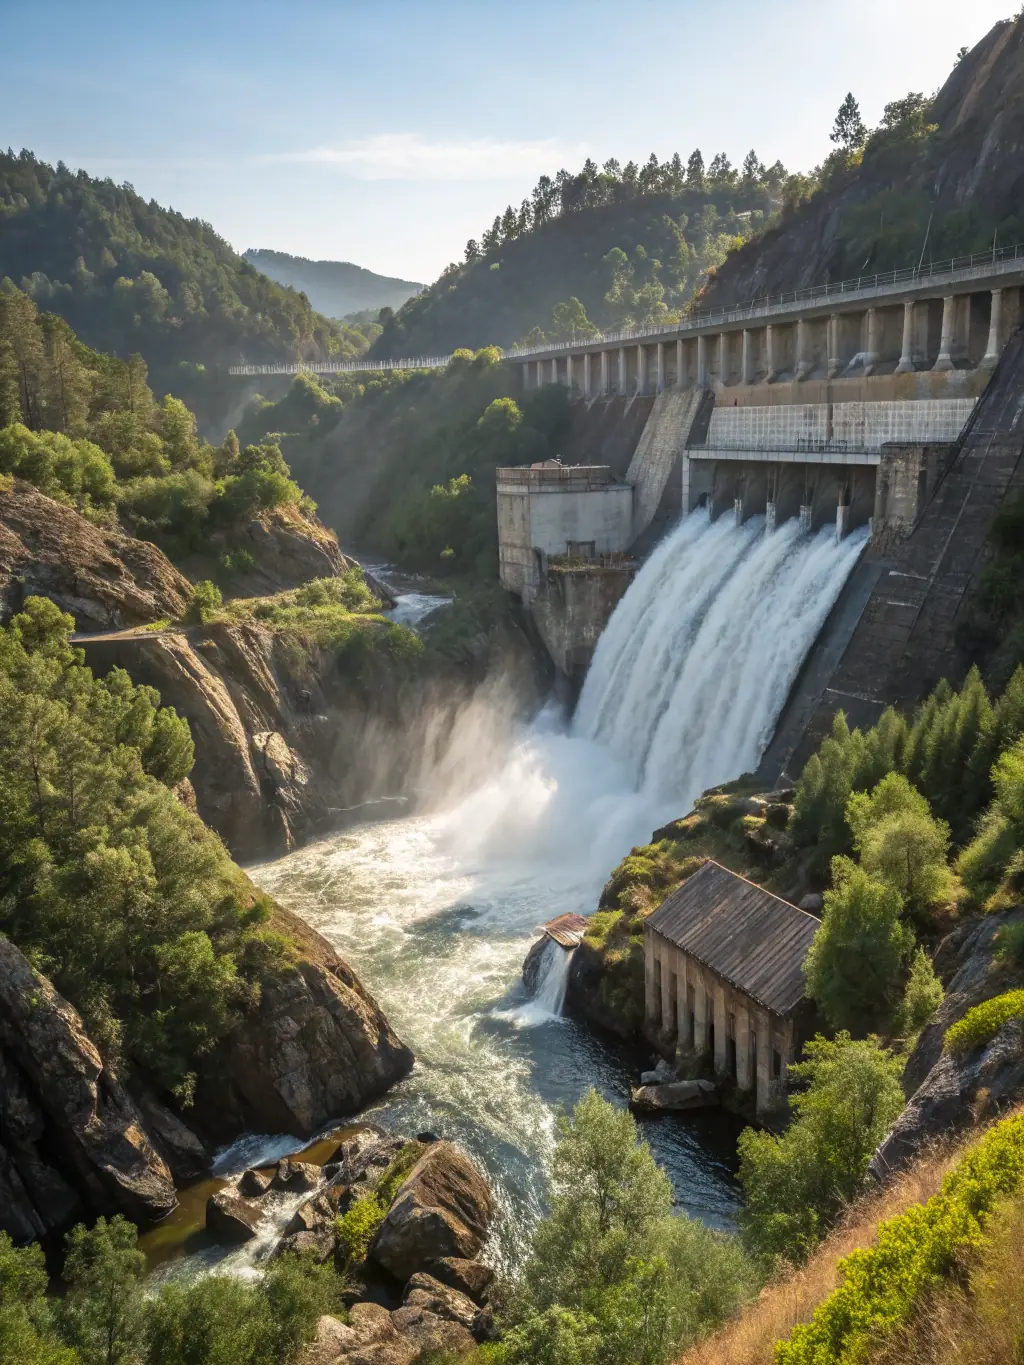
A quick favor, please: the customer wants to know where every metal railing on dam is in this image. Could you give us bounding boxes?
[228,356,452,376]
[226,245,1024,377]
[505,246,1024,360]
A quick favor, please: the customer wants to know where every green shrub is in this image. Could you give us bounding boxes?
[803,860,914,1035]
[738,1035,904,1265]
[335,1196,386,1267]
[185,579,222,625]
[895,947,944,1037]
[994,919,1024,970]
[774,1113,1024,1365]
[944,990,1024,1055]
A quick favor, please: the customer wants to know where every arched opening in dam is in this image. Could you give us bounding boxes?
[202,506,870,1276]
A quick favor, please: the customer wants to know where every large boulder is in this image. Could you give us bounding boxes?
[273,1191,338,1262]
[272,1158,321,1194]
[423,1257,494,1305]
[403,1273,493,1340]
[630,1079,719,1113]
[369,1142,493,1283]
[0,937,176,1230]
[198,908,414,1140]
[206,1189,263,1244]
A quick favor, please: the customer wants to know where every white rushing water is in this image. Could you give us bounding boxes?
[239,511,868,1273]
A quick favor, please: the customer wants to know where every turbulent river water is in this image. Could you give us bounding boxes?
[231,512,869,1273]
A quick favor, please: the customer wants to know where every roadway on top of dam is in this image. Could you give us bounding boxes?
[228,245,1024,377]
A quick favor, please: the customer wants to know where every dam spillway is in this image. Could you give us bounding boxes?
[574,510,868,805]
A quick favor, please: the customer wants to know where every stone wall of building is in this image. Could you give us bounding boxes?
[644,927,796,1117]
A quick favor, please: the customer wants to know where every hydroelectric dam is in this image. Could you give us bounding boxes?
[493,251,1024,785]
[227,256,1024,1267]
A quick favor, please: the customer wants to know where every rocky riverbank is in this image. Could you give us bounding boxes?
[0,909,414,1246]
[200,1127,497,1362]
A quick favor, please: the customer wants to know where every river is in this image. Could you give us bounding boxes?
[236,514,868,1272]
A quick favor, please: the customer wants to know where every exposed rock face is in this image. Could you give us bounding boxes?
[206,1189,263,1244]
[0,480,190,627]
[0,936,177,1236]
[521,936,548,996]
[702,18,1024,306]
[199,906,414,1140]
[273,1191,337,1262]
[213,505,349,597]
[135,1092,209,1184]
[872,1019,1024,1177]
[369,1142,493,1283]
[402,1274,486,1336]
[870,908,1024,1175]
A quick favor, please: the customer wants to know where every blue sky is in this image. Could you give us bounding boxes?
[1,0,1014,283]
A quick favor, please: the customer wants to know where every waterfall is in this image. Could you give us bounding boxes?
[531,939,574,1015]
[575,509,869,809]
[500,938,576,1027]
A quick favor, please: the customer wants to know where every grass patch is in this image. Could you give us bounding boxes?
[944,990,1024,1056]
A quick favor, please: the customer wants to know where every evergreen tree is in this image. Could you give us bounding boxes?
[685,149,705,190]
[830,93,867,151]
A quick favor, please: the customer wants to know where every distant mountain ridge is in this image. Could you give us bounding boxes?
[244,248,422,319]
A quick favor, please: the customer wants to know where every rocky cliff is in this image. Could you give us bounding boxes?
[0,935,177,1241]
[0,905,414,1243]
[872,907,1024,1175]
[0,479,192,628]
[703,18,1024,305]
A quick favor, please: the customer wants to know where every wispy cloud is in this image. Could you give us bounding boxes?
[267,133,588,181]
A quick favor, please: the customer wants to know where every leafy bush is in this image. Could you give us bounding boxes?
[1,1215,345,1365]
[737,1034,904,1264]
[335,1142,423,1267]
[0,423,116,514]
[184,579,222,625]
[944,990,1024,1056]
[335,1196,386,1267]
[894,947,944,1037]
[803,860,914,1035]
[774,1113,1024,1365]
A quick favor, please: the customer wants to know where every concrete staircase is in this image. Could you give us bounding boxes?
[771,330,1024,781]
[626,388,702,543]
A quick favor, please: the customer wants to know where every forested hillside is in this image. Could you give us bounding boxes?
[703,17,1024,306]
[244,248,422,320]
[371,152,802,357]
[237,350,570,579]
[0,151,370,430]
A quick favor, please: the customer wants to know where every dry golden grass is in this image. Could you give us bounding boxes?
[868,1193,1024,1365]
[677,1146,960,1365]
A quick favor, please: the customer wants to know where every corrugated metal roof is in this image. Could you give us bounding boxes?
[540,912,589,948]
[645,861,819,1018]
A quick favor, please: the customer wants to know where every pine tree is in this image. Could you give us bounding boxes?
[685,149,705,191]
[830,93,867,151]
